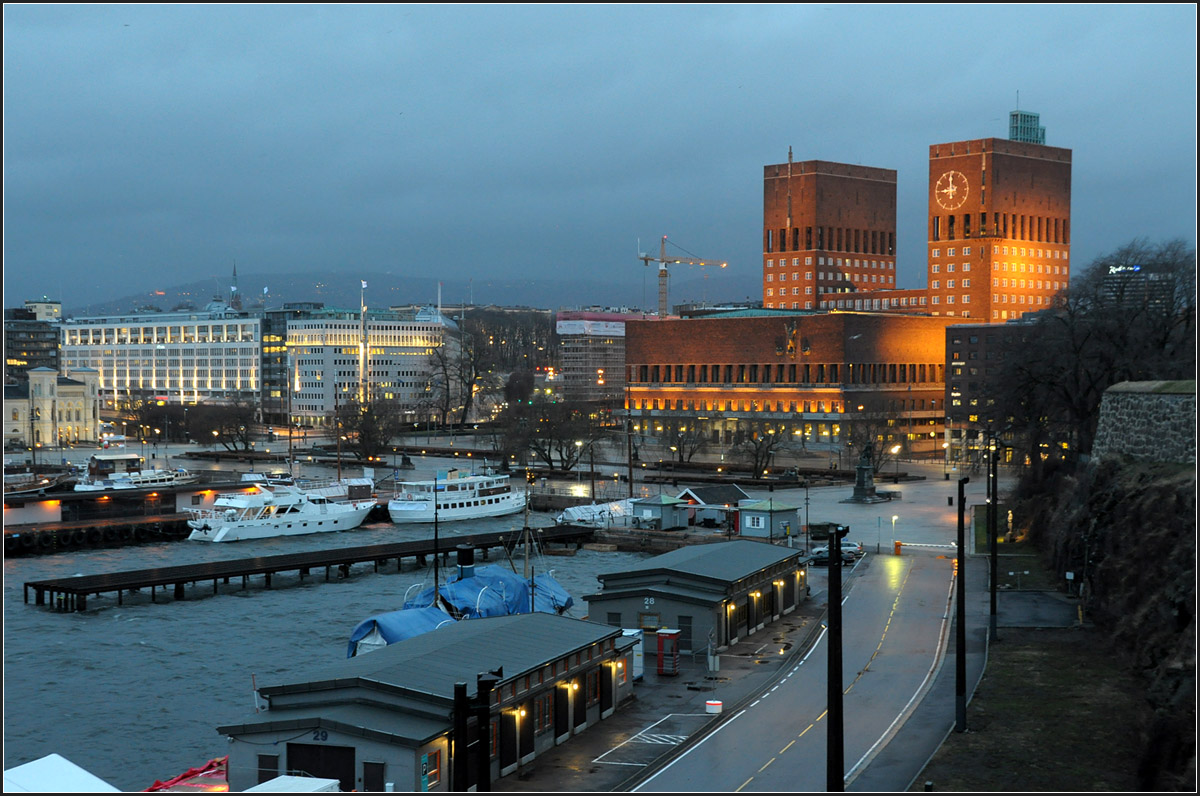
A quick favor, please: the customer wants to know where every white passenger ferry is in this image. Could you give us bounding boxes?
[387,466,527,524]
[187,483,377,542]
[73,452,197,491]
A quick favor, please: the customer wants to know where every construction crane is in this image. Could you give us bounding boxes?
[638,236,727,317]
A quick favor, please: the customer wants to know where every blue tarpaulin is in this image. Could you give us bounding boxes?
[348,566,574,657]
[403,565,574,617]
[346,605,454,657]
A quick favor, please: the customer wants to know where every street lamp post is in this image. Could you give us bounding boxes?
[890,443,901,483]
[890,514,898,554]
[589,442,595,501]
[956,476,970,732]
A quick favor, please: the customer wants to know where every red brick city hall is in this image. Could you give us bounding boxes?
[623,310,971,456]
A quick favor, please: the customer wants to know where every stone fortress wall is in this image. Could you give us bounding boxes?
[1091,380,1196,464]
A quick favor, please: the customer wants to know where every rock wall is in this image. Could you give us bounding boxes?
[1091,381,1196,464]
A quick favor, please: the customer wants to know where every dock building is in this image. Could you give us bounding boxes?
[218,612,635,792]
[583,540,807,655]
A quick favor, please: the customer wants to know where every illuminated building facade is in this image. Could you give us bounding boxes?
[287,306,457,428]
[4,366,102,449]
[762,154,898,311]
[926,136,1072,321]
[624,310,970,457]
[59,301,261,407]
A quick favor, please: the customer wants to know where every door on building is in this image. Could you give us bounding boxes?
[600,666,614,713]
[554,685,570,743]
[519,705,535,760]
[572,679,587,730]
[286,742,355,792]
[499,711,518,771]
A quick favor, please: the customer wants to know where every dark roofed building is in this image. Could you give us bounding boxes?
[584,540,807,656]
[218,612,635,792]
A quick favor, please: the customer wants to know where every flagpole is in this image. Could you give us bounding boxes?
[359,280,368,404]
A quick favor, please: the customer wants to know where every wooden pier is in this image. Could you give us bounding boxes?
[23,525,597,612]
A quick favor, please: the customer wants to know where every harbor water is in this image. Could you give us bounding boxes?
[2,454,653,790]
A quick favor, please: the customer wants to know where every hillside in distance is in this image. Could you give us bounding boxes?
[63,270,761,317]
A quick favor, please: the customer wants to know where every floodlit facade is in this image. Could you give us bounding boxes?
[288,306,458,427]
[59,301,261,407]
[762,154,898,311]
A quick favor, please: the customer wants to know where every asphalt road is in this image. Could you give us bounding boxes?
[634,549,955,791]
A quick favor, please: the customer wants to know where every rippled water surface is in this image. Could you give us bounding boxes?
[3,500,650,789]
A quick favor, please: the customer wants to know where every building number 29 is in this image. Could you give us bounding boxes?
[312,730,328,741]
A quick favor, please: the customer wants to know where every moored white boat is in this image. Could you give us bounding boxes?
[73,468,198,491]
[73,451,197,491]
[387,466,527,524]
[187,483,377,542]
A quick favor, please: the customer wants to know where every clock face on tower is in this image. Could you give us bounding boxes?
[935,170,968,210]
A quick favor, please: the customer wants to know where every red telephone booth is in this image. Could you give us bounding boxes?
[657,629,681,676]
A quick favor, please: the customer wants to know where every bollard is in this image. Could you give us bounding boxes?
[894,540,903,556]
[924,782,934,792]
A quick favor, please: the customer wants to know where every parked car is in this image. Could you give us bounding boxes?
[847,541,866,558]
[810,547,855,566]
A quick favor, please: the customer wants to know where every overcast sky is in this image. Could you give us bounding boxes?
[4,4,1196,310]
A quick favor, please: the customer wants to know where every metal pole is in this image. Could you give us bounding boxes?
[956,476,969,732]
[827,524,846,791]
[989,439,999,642]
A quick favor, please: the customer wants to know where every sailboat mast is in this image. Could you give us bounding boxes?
[433,472,440,605]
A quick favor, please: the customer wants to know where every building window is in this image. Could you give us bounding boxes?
[535,692,553,734]
[257,755,279,785]
[586,670,600,706]
[422,750,441,788]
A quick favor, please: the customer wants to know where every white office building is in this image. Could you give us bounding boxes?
[289,306,459,427]
[59,300,261,407]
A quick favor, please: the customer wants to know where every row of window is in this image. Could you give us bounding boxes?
[931,245,1067,261]
[766,256,895,270]
[930,213,1069,244]
[632,362,944,386]
[765,226,896,255]
[63,325,258,346]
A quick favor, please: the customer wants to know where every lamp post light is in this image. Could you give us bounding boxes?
[575,440,583,483]
[942,441,950,480]
[889,514,898,554]
[890,443,901,483]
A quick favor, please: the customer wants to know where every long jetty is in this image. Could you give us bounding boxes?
[23,525,596,612]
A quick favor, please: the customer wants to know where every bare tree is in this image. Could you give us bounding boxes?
[842,398,900,473]
[728,422,788,475]
[328,396,410,461]
[502,398,600,471]
[189,399,258,451]
[649,420,710,463]
[987,238,1196,475]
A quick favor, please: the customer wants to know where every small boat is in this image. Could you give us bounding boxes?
[3,467,76,496]
[187,483,376,542]
[73,451,197,491]
[388,466,527,524]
